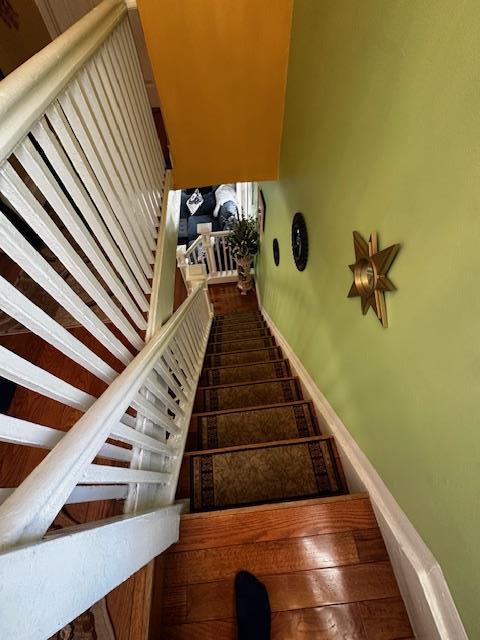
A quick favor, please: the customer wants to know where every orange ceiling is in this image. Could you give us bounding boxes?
[137,0,293,188]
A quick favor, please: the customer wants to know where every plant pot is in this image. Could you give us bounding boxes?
[236,255,254,294]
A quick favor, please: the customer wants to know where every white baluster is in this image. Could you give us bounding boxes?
[46,102,152,298]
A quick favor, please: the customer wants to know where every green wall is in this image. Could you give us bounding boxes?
[257,1,479,635]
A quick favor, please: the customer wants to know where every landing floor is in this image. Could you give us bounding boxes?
[159,495,414,639]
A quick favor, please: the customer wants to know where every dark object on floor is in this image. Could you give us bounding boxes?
[0,377,16,414]
[235,571,271,640]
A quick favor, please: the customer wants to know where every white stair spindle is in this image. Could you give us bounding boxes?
[31,117,148,329]
[46,101,152,298]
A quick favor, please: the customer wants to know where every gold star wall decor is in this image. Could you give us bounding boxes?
[347,231,400,328]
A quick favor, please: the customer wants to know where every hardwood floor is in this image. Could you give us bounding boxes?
[159,496,413,639]
[208,282,259,316]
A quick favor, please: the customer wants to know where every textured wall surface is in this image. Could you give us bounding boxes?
[257,1,480,636]
[137,0,292,188]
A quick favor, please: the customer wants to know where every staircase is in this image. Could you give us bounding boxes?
[188,310,347,511]
[157,302,414,638]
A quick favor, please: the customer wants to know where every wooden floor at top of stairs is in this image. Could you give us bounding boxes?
[208,283,259,316]
[160,494,413,639]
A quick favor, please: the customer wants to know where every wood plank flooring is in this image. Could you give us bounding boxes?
[208,282,259,316]
[160,496,413,639]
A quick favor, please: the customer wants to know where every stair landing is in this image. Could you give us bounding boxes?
[161,494,414,639]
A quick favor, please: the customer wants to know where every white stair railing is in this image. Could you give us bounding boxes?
[177,229,239,287]
[0,1,214,636]
[0,283,213,637]
[176,182,259,288]
[0,0,165,364]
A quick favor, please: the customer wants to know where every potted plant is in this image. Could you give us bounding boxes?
[227,217,259,294]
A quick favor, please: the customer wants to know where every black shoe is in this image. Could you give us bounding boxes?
[235,571,271,640]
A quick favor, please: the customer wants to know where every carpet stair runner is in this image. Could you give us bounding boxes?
[189,311,348,512]
[167,308,414,639]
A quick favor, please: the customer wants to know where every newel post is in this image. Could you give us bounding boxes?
[196,223,216,276]
[176,244,188,287]
[185,264,213,317]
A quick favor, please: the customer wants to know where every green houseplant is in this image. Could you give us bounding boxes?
[227,217,259,294]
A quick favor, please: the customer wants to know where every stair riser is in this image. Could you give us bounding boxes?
[214,312,262,323]
[210,321,268,336]
[208,328,271,345]
[204,347,283,368]
[212,319,263,330]
[200,360,290,386]
[207,337,276,354]
[194,378,302,412]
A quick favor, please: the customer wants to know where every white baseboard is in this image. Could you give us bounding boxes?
[257,293,467,639]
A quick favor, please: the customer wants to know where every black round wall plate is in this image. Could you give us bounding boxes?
[273,238,280,266]
[291,212,308,271]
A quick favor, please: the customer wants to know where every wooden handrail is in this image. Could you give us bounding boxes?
[0,0,126,164]
[0,284,208,549]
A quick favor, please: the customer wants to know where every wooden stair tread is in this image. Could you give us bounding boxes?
[165,527,389,586]
[171,561,401,624]
[162,599,412,640]
[175,493,373,549]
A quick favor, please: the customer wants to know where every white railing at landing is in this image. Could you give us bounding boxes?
[177,182,259,287]
[0,0,214,636]
[178,229,238,285]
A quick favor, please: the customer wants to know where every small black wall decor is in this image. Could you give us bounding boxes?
[291,212,308,271]
[273,238,280,266]
[259,188,266,232]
